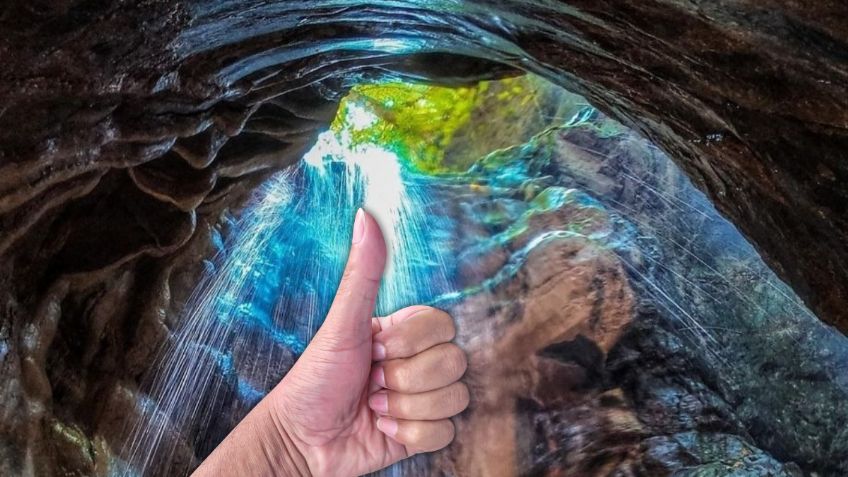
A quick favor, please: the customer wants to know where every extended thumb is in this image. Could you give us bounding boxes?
[317,208,387,344]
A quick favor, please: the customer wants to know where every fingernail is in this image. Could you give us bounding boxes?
[369,391,389,414]
[371,365,386,387]
[352,208,366,245]
[376,417,398,437]
[372,342,386,361]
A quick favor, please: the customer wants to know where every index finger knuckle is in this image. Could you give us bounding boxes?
[442,344,468,378]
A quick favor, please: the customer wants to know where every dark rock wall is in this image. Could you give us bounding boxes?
[2,1,846,329]
[1,1,847,476]
[513,0,848,331]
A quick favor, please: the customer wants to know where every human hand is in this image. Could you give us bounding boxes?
[194,209,469,477]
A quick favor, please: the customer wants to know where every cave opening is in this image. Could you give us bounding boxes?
[112,73,848,477]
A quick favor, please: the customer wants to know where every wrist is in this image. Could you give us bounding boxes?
[265,389,337,477]
[266,401,312,477]
[193,399,311,477]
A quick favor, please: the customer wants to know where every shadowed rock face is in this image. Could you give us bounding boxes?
[443,232,640,476]
[417,118,842,476]
[1,1,847,476]
[108,112,837,476]
[2,1,847,329]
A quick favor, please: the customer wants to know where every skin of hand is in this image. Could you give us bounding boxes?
[193,208,470,477]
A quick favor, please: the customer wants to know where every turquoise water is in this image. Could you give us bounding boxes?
[117,96,848,475]
[118,104,459,475]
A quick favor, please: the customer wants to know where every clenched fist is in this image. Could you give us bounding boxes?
[194,209,469,477]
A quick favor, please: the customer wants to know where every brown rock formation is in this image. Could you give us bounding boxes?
[1,2,847,476]
[1,1,846,330]
[441,235,639,476]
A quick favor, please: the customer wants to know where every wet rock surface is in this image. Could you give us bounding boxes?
[414,120,827,476]
[1,2,848,476]
[117,115,842,476]
[443,235,636,476]
[1,0,847,330]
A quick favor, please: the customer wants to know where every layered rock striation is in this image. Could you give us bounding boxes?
[2,2,848,476]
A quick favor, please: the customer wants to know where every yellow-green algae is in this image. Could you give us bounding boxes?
[330,75,586,173]
[332,81,484,173]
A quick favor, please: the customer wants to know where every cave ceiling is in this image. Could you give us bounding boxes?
[1,0,848,395]
[4,1,846,329]
[1,1,848,475]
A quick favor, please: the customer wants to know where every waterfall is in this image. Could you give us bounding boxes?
[117,114,452,476]
[115,78,848,476]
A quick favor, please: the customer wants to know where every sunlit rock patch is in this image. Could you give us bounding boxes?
[109,77,848,476]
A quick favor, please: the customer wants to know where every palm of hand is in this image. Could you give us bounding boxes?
[272,316,407,476]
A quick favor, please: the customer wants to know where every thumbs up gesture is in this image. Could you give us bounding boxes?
[195,209,469,477]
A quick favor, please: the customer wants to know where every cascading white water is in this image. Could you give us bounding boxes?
[114,77,848,476]
[116,103,452,476]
